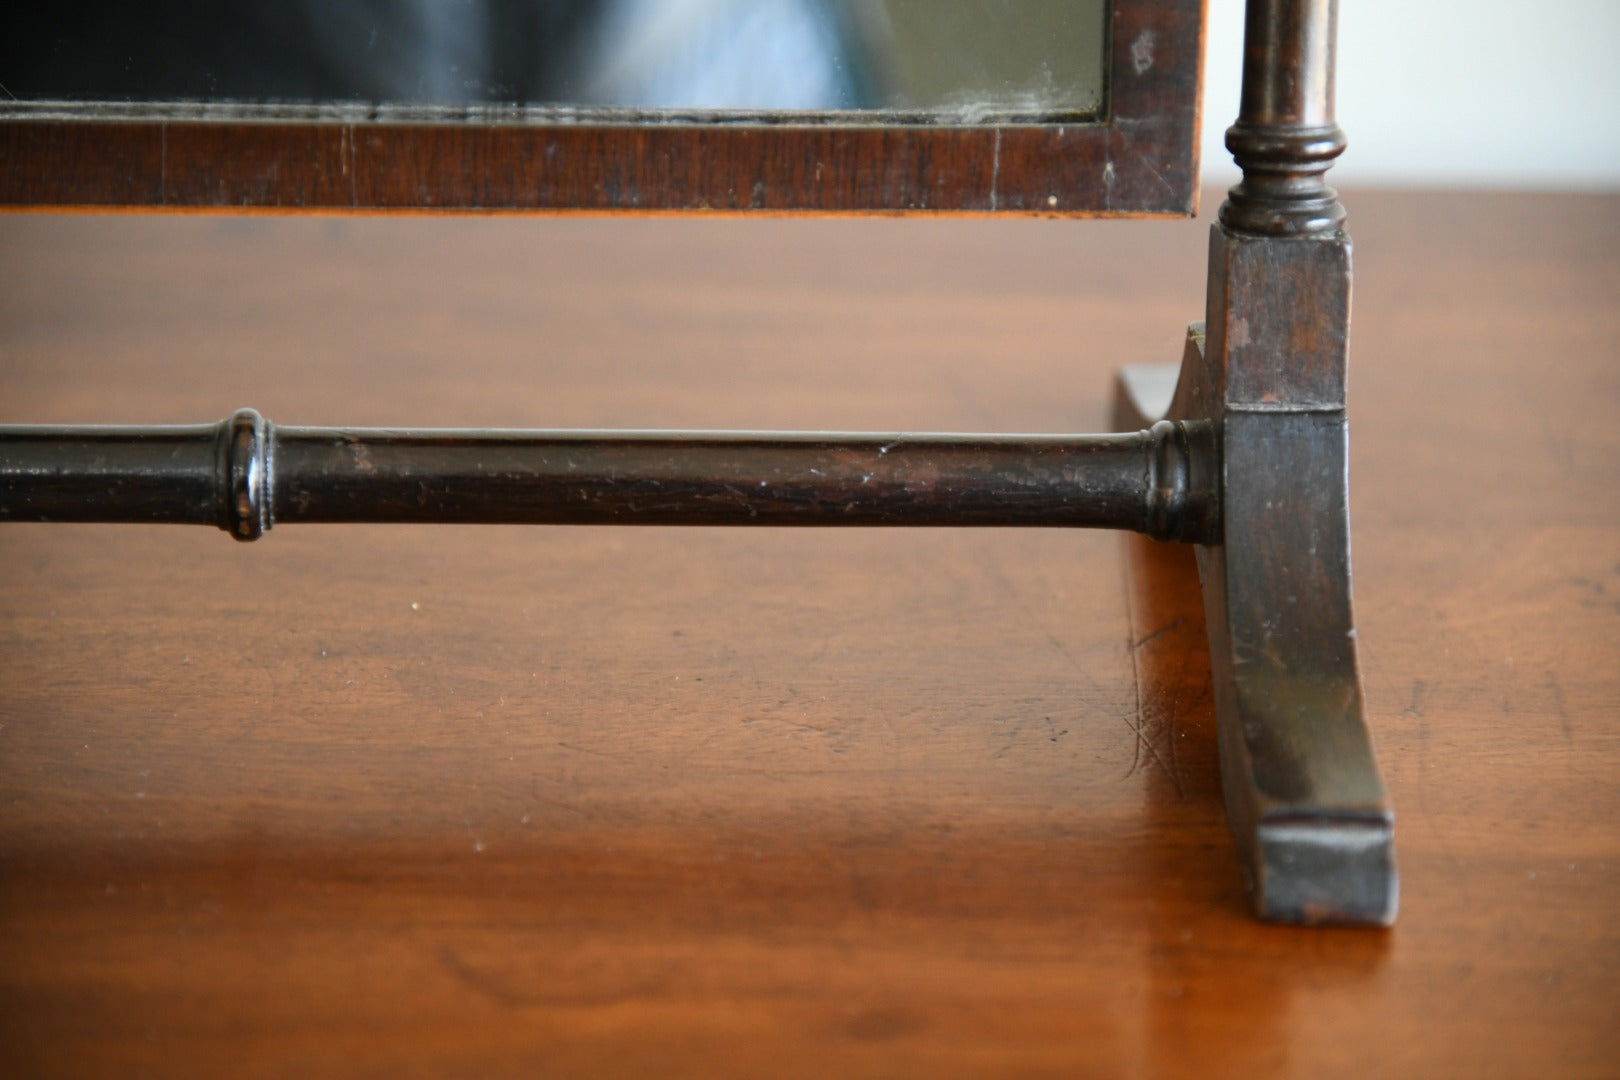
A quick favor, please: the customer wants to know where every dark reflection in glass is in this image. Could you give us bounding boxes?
[0,0,1106,120]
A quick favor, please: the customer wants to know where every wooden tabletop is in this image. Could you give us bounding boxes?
[1,191,1616,1077]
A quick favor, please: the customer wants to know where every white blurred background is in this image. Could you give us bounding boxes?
[1201,0,1620,190]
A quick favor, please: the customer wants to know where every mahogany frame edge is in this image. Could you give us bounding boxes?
[0,0,1201,217]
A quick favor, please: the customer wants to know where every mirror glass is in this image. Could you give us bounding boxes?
[0,0,1107,122]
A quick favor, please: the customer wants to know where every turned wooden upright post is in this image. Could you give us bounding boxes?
[1118,0,1396,923]
[1209,0,1395,924]
[1221,0,1346,236]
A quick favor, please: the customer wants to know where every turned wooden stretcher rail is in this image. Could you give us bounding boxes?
[0,411,1218,542]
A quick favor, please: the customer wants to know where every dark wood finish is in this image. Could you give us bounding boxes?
[1221,0,1345,236]
[0,416,1217,542]
[1114,0,1391,922]
[1117,285,1393,926]
[0,0,1201,216]
[1,191,1618,1074]
[1191,218,1391,923]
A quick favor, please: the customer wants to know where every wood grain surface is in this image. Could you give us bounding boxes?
[1,191,1617,1077]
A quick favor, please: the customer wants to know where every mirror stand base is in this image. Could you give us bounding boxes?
[1112,225,1398,927]
[0,226,1398,926]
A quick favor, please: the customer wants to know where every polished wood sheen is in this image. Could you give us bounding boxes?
[1,191,1617,1075]
[1222,0,1346,236]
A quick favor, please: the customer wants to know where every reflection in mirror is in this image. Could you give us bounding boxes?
[1,0,1107,121]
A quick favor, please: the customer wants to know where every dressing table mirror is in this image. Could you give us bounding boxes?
[0,0,1394,925]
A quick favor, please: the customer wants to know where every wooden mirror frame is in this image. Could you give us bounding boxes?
[0,0,1200,216]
